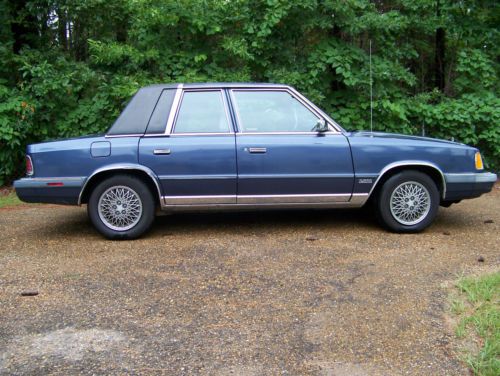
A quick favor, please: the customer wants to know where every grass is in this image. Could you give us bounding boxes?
[0,189,22,208]
[451,271,500,375]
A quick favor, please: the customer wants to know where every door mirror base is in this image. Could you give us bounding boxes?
[311,119,329,133]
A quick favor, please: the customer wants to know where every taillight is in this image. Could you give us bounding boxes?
[26,155,34,176]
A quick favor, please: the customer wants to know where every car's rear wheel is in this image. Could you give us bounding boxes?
[376,170,439,233]
[88,175,155,239]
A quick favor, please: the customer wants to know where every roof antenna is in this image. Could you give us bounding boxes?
[369,39,373,136]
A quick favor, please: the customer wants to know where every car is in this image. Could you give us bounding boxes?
[14,83,497,239]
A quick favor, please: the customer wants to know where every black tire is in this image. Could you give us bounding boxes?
[88,175,156,239]
[375,170,439,233]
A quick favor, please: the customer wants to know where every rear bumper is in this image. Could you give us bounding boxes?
[14,177,85,205]
[444,172,497,201]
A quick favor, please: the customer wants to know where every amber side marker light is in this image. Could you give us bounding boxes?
[475,152,484,170]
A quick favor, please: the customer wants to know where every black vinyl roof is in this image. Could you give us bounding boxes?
[106,83,294,136]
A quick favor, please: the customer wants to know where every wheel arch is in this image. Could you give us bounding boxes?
[368,161,446,202]
[78,164,163,206]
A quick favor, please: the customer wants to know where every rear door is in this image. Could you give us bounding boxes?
[139,88,237,205]
[229,89,354,204]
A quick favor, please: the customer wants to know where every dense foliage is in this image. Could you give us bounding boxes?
[0,0,498,184]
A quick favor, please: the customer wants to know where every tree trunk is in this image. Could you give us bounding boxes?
[10,0,38,53]
[435,0,445,91]
[58,7,67,51]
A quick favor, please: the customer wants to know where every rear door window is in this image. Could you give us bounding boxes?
[173,91,231,134]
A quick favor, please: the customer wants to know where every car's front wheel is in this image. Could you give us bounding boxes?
[88,175,155,239]
[376,170,439,233]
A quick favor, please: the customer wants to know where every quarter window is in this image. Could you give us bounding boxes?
[173,91,230,134]
[232,90,320,133]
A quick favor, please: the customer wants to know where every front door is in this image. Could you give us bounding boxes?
[139,89,237,205]
[229,89,354,204]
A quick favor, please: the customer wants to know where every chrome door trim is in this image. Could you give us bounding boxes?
[237,173,354,179]
[162,193,368,211]
[163,195,236,205]
[237,193,351,204]
[164,84,183,134]
[158,174,235,180]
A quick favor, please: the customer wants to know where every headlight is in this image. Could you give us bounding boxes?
[475,152,484,170]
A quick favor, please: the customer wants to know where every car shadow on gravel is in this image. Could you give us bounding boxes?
[28,204,473,240]
[149,206,380,237]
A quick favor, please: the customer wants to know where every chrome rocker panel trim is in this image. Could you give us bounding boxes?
[160,193,368,211]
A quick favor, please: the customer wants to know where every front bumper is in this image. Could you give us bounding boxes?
[14,177,85,205]
[444,172,497,200]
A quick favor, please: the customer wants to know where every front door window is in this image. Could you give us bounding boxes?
[231,90,320,133]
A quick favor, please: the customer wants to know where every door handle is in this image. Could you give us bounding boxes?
[248,147,267,154]
[153,149,171,155]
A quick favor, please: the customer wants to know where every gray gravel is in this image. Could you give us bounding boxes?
[0,186,499,375]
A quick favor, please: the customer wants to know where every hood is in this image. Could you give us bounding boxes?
[347,131,465,146]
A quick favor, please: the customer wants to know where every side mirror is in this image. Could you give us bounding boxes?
[312,119,329,133]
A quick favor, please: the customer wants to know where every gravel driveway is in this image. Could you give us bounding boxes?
[1,187,499,375]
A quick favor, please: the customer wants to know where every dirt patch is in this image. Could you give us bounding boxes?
[0,328,126,373]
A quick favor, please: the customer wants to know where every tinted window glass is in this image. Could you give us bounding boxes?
[146,89,176,134]
[232,90,319,132]
[173,91,230,133]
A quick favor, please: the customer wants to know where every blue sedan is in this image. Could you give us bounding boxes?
[14,83,497,239]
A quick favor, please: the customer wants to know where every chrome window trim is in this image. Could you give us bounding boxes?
[236,131,340,136]
[143,133,169,137]
[367,161,447,200]
[164,84,184,134]
[169,88,233,135]
[170,132,236,137]
[105,134,144,138]
[229,88,341,134]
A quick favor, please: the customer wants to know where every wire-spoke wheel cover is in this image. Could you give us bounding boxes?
[389,181,431,226]
[98,185,143,231]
